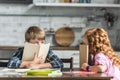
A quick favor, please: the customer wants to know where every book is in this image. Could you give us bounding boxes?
[79,44,89,68]
[26,69,62,77]
[22,42,50,63]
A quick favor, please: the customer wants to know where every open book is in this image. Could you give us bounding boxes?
[22,42,50,63]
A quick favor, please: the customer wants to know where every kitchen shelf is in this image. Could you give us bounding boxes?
[0,46,20,50]
[33,3,120,8]
[0,46,79,50]
[51,46,79,50]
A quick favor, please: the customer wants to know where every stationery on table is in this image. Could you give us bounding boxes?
[0,68,62,77]
[22,42,50,63]
[26,69,62,77]
[0,68,30,77]
[71,71,95,74]
[0,68,30,72]
[63,70,95,75]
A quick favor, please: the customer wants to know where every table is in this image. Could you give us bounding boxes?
[0,70,113,80]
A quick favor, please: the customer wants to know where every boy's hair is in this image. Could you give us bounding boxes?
[25,26,45,42]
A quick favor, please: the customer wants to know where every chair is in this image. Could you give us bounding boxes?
[0,58,9,67]
[61,57,73,71]
[0,62,8,67]
[0,50,16,67]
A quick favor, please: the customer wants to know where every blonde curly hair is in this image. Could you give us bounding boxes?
[83,28,120,68]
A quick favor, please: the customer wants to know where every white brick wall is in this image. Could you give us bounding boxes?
[0,3,90,46]
[0,2,119,47]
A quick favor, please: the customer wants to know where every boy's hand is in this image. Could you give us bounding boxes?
[28,63,41,69]
[33,53,43,64]
[20,61,30,68]
[28,63,52,69]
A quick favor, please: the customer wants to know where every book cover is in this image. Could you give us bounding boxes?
[22,42,50,63]
[79,44,89,68]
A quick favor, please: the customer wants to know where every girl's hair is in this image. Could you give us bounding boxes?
[83,28,120,68]
[25,26,45,42]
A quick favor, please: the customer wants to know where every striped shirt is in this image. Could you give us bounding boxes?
[7,47,63,70]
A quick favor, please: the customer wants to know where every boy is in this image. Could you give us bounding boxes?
[7,26,63,70]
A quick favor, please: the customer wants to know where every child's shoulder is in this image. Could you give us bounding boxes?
[95,52,109,60]
[95,52,106,58]
[16,47,24,53]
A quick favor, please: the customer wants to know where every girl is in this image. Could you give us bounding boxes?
[81,28,120,80]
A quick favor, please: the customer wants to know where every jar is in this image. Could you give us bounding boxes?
[64,0,69,3]
[59,0,70,3]
[72,0,79,3]
[59,0,64,3]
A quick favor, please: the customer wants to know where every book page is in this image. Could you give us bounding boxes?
[22,42,50,62]
[38,43,50,63]
[22,42,40,61]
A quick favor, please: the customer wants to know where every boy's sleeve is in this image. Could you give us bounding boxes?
[7,57,22,68]
[46,49,64,70]
[7,48,23,68]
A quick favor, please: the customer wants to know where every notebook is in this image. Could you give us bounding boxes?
[22,42,50,63]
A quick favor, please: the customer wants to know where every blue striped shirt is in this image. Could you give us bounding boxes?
[7,47,63,70]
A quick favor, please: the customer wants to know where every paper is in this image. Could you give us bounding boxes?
[72,71,95,74]
[0,68,28,77]
[22,42,50,63]
[0,68,30,73]
[15,69,31,72]
[64,71,95,75]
